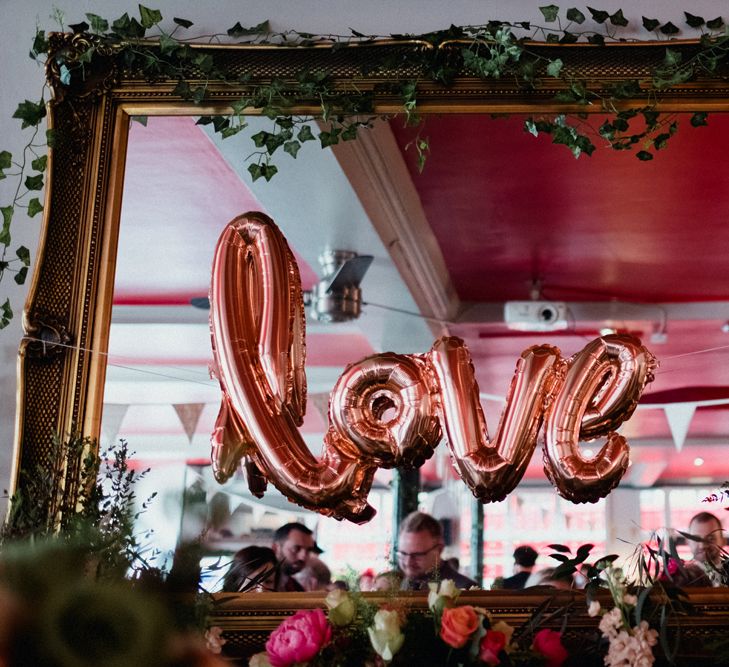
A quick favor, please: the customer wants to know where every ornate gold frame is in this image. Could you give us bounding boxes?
[13,36,729,660]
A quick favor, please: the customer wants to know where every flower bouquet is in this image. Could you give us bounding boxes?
[249,580,570,667]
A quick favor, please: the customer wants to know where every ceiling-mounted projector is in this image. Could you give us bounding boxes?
[504,301,568,332]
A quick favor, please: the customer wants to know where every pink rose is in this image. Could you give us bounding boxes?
[478,629,507,665]
[440,605,480,649]
[532,629,568,667]
[666,558,680,576]
[265,608,332,667]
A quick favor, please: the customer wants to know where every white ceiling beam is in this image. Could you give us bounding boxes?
[332,120,459,337]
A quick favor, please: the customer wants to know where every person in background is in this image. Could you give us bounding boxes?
[294,554,332,591]
[222,546,278,592]
[686,511,728,586]
[397,511,477,591]
[499,545,539,590]
[373,570,403,592]
[271,522,321,592]
[357,568,375,592]
[524,566,574,590]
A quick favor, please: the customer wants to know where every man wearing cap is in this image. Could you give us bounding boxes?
[272,522,322,592]
[500,545,538,590]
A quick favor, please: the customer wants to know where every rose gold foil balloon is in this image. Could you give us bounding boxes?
[542,334,657,503]
[209,213,376,523]
[428,336,566,502]
[327,353,441,468]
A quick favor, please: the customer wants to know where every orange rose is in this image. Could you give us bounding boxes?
[439,605,480,649]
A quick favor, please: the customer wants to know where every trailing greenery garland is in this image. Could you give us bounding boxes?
[1,5,728,329]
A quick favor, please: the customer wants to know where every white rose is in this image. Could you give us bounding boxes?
[428,579,459,611]
[325,588,356,626]
[367,609,405,663]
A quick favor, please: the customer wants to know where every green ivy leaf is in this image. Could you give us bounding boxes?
[587,34,605,45]
[193,53,214,73]
[14,267,28,285]
[0,207,12,244]
[566,8,586,24]
[653,132,671,150]
[609,9,629,27]
[251,131,269,148]
[546,33,560,43]
[158,33,178,55]
[131,115,148,126]
[68,21,90,34]
[191,86,206,104]
[248,163,262,181]
[636,150,653,161]
[31,155,47,173]
[259,164,278,181]
[173,17,194,29]
[546,58,563,77]
[690,111,709,127]
[684,12,705,28]
[220,126,243,139]
[642,110,659,128]
[283,140,301,158]
[0,298,13,329]
[24,174,44,191]
[539,5,560,22]
[46,129,57,148]
[297,125,315,143]
[16,246,31,266]
[642,17,660,32]
[12,100,46,129]
[319,128,341,148]
[706,17,724,30]
[27,198,43,217]
[0,151,11,172]
[31,29,48,59]
[560,31,578,44]
[660,21,680,35]
[86,13,109,33]
[663,48,682,67]
[227,20,270,38]
[139,5,163,29]
[587,7,610,24]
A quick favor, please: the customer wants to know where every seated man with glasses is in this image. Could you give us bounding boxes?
[397,511,477,591]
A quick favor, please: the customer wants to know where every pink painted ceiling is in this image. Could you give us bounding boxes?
[389,113,729,303]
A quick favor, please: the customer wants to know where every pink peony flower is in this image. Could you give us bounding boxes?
[532,629,568,667]
[478,629,507,665]
[440,605,481,649]
[265,608,332,667]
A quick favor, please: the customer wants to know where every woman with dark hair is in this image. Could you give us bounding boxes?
[222,546,278,592]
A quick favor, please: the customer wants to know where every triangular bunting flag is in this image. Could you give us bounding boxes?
[664,403,696,452]
[101,403,129,446]
[174,402,206,443]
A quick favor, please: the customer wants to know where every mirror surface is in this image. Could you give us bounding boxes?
[102,110,729,586]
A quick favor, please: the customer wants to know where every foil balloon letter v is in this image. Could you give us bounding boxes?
[209,213,657,523]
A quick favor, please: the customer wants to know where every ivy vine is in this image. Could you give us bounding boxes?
[1,5,728,328]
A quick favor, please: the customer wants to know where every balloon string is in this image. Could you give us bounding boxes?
[19,333,729,388]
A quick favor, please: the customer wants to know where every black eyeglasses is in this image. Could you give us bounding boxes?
[396,543,441,561]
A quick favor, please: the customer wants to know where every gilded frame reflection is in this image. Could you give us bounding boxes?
[13,35,729,654]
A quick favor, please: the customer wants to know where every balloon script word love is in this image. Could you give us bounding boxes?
[209,213,657,524]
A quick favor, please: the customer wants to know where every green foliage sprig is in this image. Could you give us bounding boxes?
[2,434,157,578]
[1,5,728,329]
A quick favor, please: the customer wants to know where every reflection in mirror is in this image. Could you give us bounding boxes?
[102,111,729,588]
